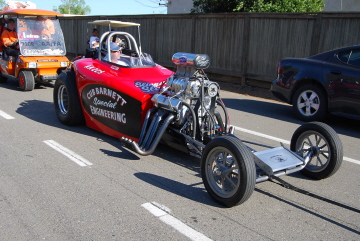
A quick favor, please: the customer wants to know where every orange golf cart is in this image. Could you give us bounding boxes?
[0,9,70,91]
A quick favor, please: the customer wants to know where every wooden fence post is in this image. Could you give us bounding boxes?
[241,14,250,86]
[191,15,196,54]
[310,13,323,56]
[151,16,157,60]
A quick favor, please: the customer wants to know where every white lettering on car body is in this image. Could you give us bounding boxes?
[84,65,105,74]
[86,86,127,106]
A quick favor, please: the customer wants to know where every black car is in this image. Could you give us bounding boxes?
[271,45,360,121]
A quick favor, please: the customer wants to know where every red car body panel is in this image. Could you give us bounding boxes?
[73,58,173,141]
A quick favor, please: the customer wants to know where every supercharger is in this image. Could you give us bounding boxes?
[151,53,225,140]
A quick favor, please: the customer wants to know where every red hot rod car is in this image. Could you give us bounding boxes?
[54,21,343,207]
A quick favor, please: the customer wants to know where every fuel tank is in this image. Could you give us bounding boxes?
[73,58,173,140]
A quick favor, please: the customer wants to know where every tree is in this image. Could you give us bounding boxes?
[191,0,324,13]
[236,0,324,12]
[191,0,243,13]
[53,0,91,15]
[0,0,5,8]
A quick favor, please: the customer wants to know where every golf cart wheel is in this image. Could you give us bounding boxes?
[19,70,35,91]
[53,71,85,126]
[201,135,256,207]
[290,122,343,180]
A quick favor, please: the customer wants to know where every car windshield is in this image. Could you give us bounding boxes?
[17,17,66,56]
[103,52,156,68]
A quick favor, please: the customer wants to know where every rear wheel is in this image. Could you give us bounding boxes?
[53,71,85,126]
[19,70,35,91]
[290,122,343,179]
[201,136,256,207]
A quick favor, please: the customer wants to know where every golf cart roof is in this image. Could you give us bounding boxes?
[88,20,140,28]
[0,9,62,16]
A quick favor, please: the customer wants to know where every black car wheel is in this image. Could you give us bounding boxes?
[54,71,85,126]
[201,136,256,207]
[292,84,327,121]
[290,122,343,180]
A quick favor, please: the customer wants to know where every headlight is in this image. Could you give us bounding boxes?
[27,62,37,68]
[60,61,69,67]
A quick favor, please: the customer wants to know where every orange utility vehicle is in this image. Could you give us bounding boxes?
[0,9,70,91]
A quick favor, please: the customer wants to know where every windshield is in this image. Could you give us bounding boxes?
[17,17,66,56]
[104,52,156,68]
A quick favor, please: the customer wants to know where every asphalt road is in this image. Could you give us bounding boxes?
[0,79,359,240]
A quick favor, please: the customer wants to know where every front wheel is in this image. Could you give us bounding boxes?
[19,70,35,91]
[201,136,256,207]
[53,71,85,126]
[290,122,343,180]
[292,84,327,121]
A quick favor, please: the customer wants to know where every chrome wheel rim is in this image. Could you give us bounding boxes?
[58,85,69,115]
[297,90,320,117]
[205,147,240,198]
[295,131,330,172]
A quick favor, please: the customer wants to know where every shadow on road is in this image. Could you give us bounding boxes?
[15,98,203,167]
[256,187,360,235]
[15,98,223,206]
[16,99,141,161]
[0,79,54,91]
[134,172,219,207]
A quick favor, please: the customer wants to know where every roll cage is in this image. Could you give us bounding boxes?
[88,20,155,68]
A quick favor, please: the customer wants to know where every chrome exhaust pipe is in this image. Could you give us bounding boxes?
[121,113,174,156]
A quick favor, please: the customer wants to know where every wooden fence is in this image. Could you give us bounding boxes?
[58,12,360,86]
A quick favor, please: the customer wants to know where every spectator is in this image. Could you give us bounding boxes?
[44,18,55,35]
[89,28,99,48]
[33,16,55,39]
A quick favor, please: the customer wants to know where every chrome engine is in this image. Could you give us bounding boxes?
[121,53,229,157]
[152,53,221,128]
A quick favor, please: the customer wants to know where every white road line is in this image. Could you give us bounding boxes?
[343,157,360,165]
[43,140,93,167]
[234,125,360,165]
[0,110,14,119]
[142,202,212,241]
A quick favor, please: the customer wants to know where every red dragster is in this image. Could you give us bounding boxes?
[54,21,343,207]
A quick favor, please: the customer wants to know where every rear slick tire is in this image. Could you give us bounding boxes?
[201,136,256,207]
[53,71,85,126]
